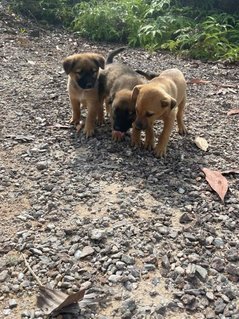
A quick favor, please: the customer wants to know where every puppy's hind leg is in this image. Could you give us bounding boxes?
[177,97,187,135]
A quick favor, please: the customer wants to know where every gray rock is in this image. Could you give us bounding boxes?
[179,212,195,224]
[121,254,135,265]
[90,229,106,241]
[211,257,225,272]
[3,309,11,316]
[36,161,48,170]
[206,291,214,301]
[161,255,170,269]
[9,299,17,308]
[195,265,208,281]
[108,274,122,283]
[213,237,224,247]
[80,246,94,258]
[214,299,226,314]
[155,304,166,315]
[0,270,8,282]
[144,263,156,271]
[121,298,136,313]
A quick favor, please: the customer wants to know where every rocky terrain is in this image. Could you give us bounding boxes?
[0,5,238,319]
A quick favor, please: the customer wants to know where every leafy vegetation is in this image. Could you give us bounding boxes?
[9,0,239,62]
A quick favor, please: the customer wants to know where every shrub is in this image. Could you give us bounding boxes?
[73,0,147,44]
[9,0,74,25]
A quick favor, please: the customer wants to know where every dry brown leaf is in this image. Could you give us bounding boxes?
[227,109,239,116]
[194,136,209,151]
[201,168,229,202]
[221,169,239,175]
[37,284,96,318]
[187,78,211,85]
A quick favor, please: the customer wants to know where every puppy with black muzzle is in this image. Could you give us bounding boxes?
[100,50,156,141]
[63,52,105,137]
[131,68,187,157]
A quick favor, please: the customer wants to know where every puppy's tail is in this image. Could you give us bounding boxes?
[106,47,126,64]
[136,69,159,80]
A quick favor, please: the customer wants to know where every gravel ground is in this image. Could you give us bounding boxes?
[0,6,239,319]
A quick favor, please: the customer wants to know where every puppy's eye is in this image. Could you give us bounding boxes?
[146,111,154,117]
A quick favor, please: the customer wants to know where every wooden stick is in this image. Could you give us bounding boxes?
[21,254,43,287]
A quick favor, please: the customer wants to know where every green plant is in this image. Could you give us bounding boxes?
[9,0,239,62]
[9,0,74,25]
[162,13,239,61]
[73,0,147,44]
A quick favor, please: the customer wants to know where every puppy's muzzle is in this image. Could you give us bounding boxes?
[135,120,147,131]
[77,78,96,90]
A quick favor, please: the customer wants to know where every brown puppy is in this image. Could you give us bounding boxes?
[100,55,156,141]
[131,68,187,157]
[63,52,105,137]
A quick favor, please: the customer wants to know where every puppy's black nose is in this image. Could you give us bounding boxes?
[135,121,143,130]
[85,83,93,89]
[114,125,121,131]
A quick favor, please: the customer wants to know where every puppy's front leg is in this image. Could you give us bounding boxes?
[70,97,81,125]
[155,113,176,157]
[97,98,105,125]
[177,97,187,135]
[131,123,142,147]
[84,103,97,137]
[144,125,154,150]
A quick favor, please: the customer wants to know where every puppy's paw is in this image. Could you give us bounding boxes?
[178,124,187,136]
[96,117,105,126]
[112,131,125,142]
[76,121,84,132]
[83,126,94,138]
[131,139,142,148]
[144,140,154,151]
[70,117,80,125]
[154,145,167,158]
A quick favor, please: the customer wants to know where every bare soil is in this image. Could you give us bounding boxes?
[0,6,238,319]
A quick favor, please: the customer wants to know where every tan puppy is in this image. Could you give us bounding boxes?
[131,68,187,157]
[63,52,105,137]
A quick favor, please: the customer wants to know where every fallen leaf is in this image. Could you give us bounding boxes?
[187,78,211,85]
[201,168,229,202]
[227,109,239,116]
[37,284,96,318]
[221,169,239,175]
[194,137,209,151]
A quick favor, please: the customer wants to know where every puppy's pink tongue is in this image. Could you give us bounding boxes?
[113,131,125,138]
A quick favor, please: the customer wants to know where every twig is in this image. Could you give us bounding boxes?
[21,253,43,286]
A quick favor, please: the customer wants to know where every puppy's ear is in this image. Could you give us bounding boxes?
[93,54,105,69]
[170,98,177,109]
[161,97,177,109]
[63,56,75,75]
[131,85,143,104]
[109,93,115,105]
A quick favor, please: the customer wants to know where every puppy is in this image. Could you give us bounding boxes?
[63,52,105,137]
[100,52,156,141]
[131,68,187,157]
